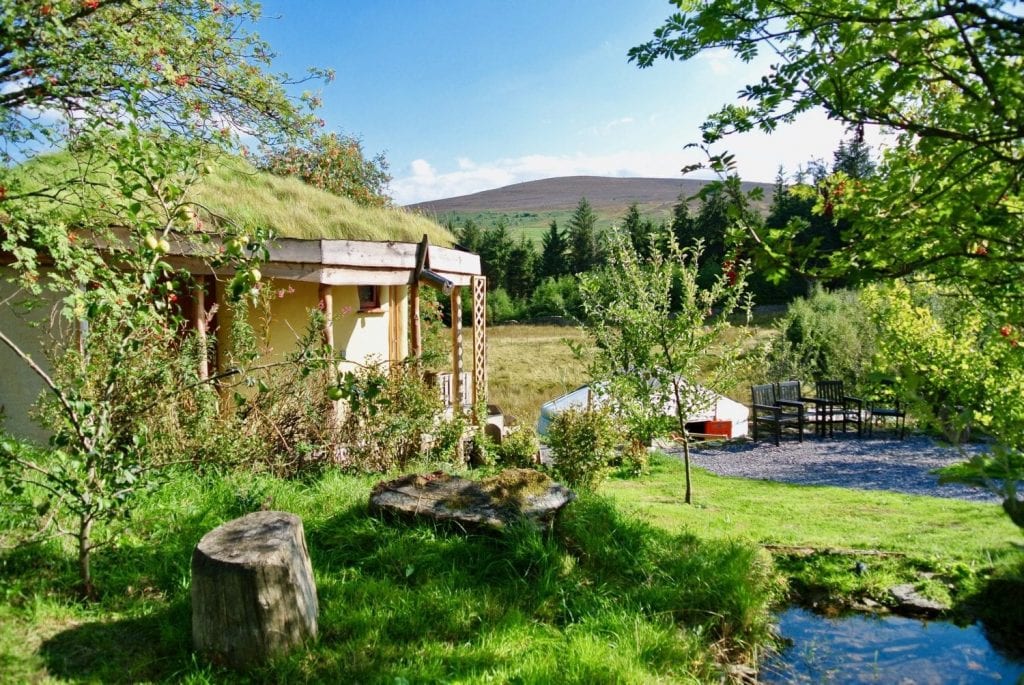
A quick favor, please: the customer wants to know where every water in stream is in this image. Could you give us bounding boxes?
[760,608,1024,684]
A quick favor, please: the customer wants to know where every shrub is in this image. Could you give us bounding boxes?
[335,359,444,472]
[427,413,469,466]
[495,426,541,468]
[527,276,583,320]
[546,407,619,491]
[861,282,991,441]
[768,286,876,390]
[487,287,520,324]
[620,440,650,477]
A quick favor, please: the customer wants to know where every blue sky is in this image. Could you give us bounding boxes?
[257,1,859,204]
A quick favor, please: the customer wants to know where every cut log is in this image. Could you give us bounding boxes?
[369,468,575,531]
[191,511,318,669]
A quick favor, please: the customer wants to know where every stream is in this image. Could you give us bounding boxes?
[760,608,1024,683]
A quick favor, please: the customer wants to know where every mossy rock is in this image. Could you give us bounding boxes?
[369,469,575,531]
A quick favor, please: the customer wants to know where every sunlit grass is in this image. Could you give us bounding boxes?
[486,314,785,424]
[602,453,1023,619]
[487,324,591,426]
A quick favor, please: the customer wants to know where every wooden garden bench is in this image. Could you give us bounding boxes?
[867,380,906,439]
[750,383,805,445]
[810,380,863,437]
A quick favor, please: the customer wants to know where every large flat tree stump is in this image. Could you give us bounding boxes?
[191,511,318,669]
[369,468,575,531]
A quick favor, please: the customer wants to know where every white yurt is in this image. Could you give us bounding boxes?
[536,380,749,439]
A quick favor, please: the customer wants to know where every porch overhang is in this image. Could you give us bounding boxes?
[166,236,481,285]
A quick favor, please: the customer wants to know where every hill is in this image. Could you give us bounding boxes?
[406,175,773,242]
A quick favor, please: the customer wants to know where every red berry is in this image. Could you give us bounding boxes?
[1001,325,1013,337]
[82,0,100,9]
[174,74,189,87]
[41,4,53,15]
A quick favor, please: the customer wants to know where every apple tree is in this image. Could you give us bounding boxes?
[578,230,749,504]
[0,0,324,596]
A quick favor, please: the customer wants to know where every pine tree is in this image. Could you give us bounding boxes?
[670,194,695,251]
[622,203,642,255]
[505,236,538,299]
[539,220,568,279]
[832,125,875,179]
[568,197,600,274]
[477,220,514,291]
[458,218,484,254]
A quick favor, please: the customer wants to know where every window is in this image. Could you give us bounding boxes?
[358,285,381,311]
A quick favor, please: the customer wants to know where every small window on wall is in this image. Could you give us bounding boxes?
[358,285,381,311]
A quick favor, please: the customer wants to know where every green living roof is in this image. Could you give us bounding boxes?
[9,152,454,246]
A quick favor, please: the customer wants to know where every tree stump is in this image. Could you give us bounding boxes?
[191,510,318,669]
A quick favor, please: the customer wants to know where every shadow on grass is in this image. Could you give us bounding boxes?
[38,601,194,684]
[969,558,1024,659]
[280,495,774,683]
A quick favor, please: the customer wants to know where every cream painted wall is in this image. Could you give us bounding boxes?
[0,268,61,443]
[0,270,412,441]
[231,280,409,371]
[331,284,408,367]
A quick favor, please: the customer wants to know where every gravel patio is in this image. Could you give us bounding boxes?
[673,434,999,503]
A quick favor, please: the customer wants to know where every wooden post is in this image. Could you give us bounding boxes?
[318,283,334,352]
[410,235,428,361]
[410,281,422,360]
[471,276,487,415]
[450,286,463,414]
[319,283,338,422]
[388,285,402,363]
[193,276,209,381]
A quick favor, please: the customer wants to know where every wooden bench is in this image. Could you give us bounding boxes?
[750,383,805,445]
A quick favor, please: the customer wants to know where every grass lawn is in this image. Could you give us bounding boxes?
[1,456,1021,682]
[604,454,1018,559]
[602,453,1024,633]
[0,466,778,684]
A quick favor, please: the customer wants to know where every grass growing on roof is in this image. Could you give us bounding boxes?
[196,157,454,244]
[9,150,454,246]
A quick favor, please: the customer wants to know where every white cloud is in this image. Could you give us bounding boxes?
[579,116,636,137]
[697,48,740,76]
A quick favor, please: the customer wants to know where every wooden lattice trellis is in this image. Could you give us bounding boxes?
[450,287,463,414]
[471,276,487,411]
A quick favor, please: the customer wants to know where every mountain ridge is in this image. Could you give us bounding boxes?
[406,175,773,214]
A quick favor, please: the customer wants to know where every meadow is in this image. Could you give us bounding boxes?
[486,314,780,428]
[486,324,590,425]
